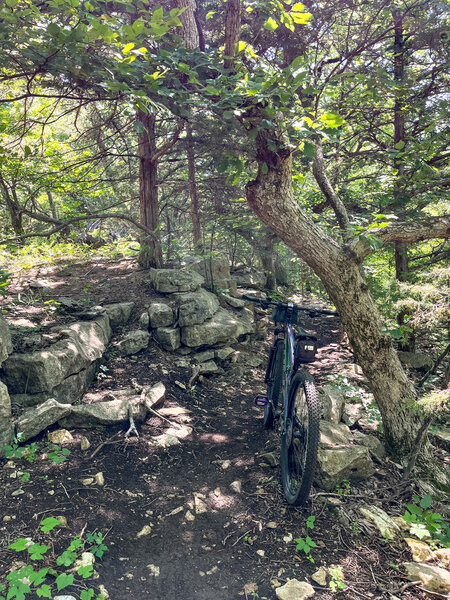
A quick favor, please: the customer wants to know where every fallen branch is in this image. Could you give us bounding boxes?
[89,432,120,459]
[124,403,139,438]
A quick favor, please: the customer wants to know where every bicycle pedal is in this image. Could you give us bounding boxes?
[254,395,269,406]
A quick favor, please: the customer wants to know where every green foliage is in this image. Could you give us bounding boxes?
[0,266,11,297]
[403,495,450,546]
[329,566,346,592]
[295,515,317,562]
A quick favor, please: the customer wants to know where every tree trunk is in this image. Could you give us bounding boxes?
[137,109,163,268]
[186,121,203,250]
[0,174,23,235]
[177,0,199,49]
[224,0,240,69]
[245,123,423,458]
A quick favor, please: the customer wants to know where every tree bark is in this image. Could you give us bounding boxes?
[186,121,203,250]
[137,109,163,268]
[0,174,23,235]
[245,120,433,459]
[177,0,199,49]
[224,0,240,69]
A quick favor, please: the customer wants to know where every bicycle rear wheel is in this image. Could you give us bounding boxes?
[280,370,320,505]
[264,339,284,428]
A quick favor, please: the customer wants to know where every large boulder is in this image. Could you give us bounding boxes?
[315,445,375,490]
[0,314,12,365]
[155,327,181,351]
[1,315,111,394]
[320,385,345,423]
[175,288,220,327]
[16,398,72,441]
[190,256,230,284]
[181,307,253,348]
[63,395,147,427]
[114,330,150,357]
[398,351,434,371]
[148,303,174,328]
[103,302,134,327]
[149,268,204,293]
[0,381,12,454]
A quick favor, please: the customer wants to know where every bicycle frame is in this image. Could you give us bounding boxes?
[279,321,296,436]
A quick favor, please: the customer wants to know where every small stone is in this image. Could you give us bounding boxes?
[139,312,150,330]
[81,478,94,486]
[174,380,187,390]
[271,579,282,588]
[11,489,24,496]
[266,522,278,529]
[71,552,95,573]
[4,460,15,468]
[98,585,109,599]
[80,436,91,450]
[48,429,73,444]
[276,579,315,600]
[359,506,401,539]
[219,459,231,469]
[434,547,450,567]
[404,538,432,562]
[54,596,77,600]
[137,525,153,538]
[311,566,328,586]
[230,480,242,493]
[260,452,278,467]
[56,515,67,527]
[3,515,11,522]
[185,510,195,521]
[404,562,450,594]
[256,549,265,557]
[147,564,160,577]
[283,533,293,543]
[48,489,55,495]
[94,472,105,486]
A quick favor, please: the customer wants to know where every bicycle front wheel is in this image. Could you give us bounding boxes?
[280,370,320,505]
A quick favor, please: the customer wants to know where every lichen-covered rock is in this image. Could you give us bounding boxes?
[352,431,386,460]
[155,327,181,351]
[0,314,12,365]
[149,268,204,293]
[114,330,150,357]
[175,288,219,327]
[2,315,111,394]
[275,579,315,600]
[148,303,174,328]
[16,399,72,441]
[404,562,450,593]
[231,268,266,289]
[319,421,352,446]
[181,308,253,348]
[315,445,375,491]
[220,294,246,309]
[320,385,345,423]
[0,381,12,455]
[62,396,147,428]
[190,255,230,284]
[103,302,134,328]
[359,506,401,539]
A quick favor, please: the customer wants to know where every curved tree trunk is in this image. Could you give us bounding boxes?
[245,123,423,458]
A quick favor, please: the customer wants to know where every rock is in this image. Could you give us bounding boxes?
[175,288,220,327]
[149,268,204,293]
[2,315,111,394]
[0,381,13,455]
[193,350,215,363]
[16,399,72,441]
[181,307,253,348]
[199,360,223,375]
[80,436,90,450]
[320,385,345,423]
[434,548,450,566]
[94,472,104,486]
[404,538,432,562]
[398,351,434,371]
[62,396,146,428]
[342,403,366,426]
[155,327,180,351]
[352,431,386,460]
[319,421,353,446]
[98,585,109,599]
[315,446,375,490]
[138,312,150,330]
[231,268,266,289]
[404,562,450,593]
[260,452,279,467]
[215,347,235,361]
[190,256,230,285]
[48,429,73,444]
[148,303,174,328]
[54,596,77,600]
[429,427,450,452]
[275,579,315,600]
[234,351,263,367]
[71,552,95,573]
[220,293,246,309]
[114,330,150,357]
[358,506,401,539]
[230,480,242,493]
[311,566,328,586]
[143,382,166,410]
[103,302,134,328]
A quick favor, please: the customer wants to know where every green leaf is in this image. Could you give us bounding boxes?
[261,162,268,174]
[55,572,74,591]
[264,17,278,31]
[420,494,433,509]
[6,0,18,7]
[152,6,164,21]
[28,543,50,560]
[78,564,94,578]
[47,23,60,37]
[223,111,233,119]
[40,517,61,532]
[320,111,345,128]
[9,539,28,552]
[394,140,405,150]
[56,550,77,567]
[36,585,52,598]
[302,141,316,158]
[206,11,215,20]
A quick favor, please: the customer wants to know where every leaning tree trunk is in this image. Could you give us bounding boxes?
[0,174,23,236]
[245,125,423,459]
[137,109,163,268]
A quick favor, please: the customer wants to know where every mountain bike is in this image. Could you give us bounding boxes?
[243,295,337,506]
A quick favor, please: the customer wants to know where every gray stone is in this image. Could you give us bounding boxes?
[155,327,180,351]
[231,268,266,289]
[352,431,386,460]
[234,351,263,367]
[215,347,235,361]
[315,445,375,491]
[342,403,367,426]
[103,302,134,328]
[275,579,315,600]
[175,288,220,327]
[16,399,72,441]
[430,427,450,452]
[115,330,150,357]
[149,268,204,294]
[148,303,174,328]
[320,385,345,423]
[181,307,253,348]
[398,351,434,371]
[220,293,246,309]
[190,256,230,284]
[404,562,450,594]
[320,421,353,446]
[2,315,110,394]
[193,350,215,363]
[62,396,146,428]
[0,381,13,455]
[199,360,223,375]
[358,506,401,539]
[0,314,12,365]
[214,278,237,296]
[139,312,150,330]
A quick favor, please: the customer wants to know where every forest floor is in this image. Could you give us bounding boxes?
[0,257,435,600]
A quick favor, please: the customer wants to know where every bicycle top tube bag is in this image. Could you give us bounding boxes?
[294,334,318,364]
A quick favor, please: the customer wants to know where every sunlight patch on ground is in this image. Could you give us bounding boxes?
[198,433,230,444]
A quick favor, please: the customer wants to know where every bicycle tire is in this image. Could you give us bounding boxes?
[280,370,320,505]
[264,339,284,428]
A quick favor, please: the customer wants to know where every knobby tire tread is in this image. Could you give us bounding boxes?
[280,370,320,505]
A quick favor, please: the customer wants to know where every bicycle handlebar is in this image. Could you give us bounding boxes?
[241,294,338,317]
